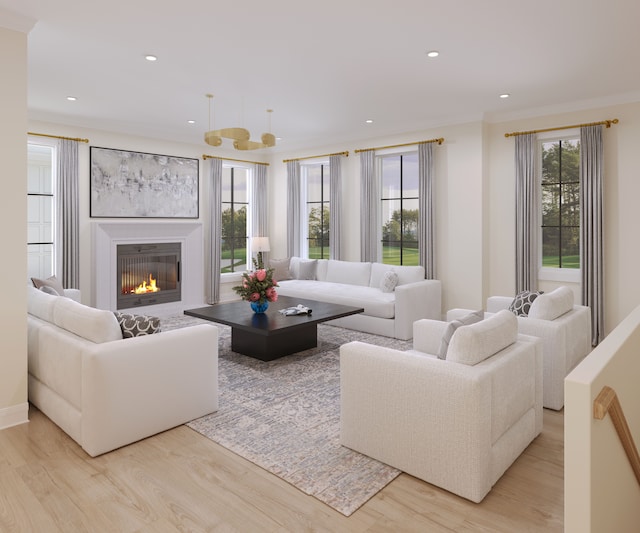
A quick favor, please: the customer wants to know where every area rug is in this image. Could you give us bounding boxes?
[162,315,409,517]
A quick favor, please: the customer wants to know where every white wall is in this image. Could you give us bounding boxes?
[0,22,30,428]
[565,305,640,532]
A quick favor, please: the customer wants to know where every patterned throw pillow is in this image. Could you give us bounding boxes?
[508,290,543,317]
[380,271,399,293]
[114,312,162,338]
[438,310,484,360]
[32,275,65,296]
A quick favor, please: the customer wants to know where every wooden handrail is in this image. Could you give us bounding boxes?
[593,385,640,486]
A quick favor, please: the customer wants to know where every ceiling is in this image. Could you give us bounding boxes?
[3,0,640,153]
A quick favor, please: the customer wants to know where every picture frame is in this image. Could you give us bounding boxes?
[90,146,199,218]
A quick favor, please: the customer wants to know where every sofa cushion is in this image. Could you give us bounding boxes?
[32,275,65,296]
[269,257,293,281]
[528,286,574,320]
[508,290,543,317]
[53,297,123,343]
[27,285,57,323]
[114,312,162,338]
[277,279,394,319]
[380,271,399,293]
[447,310,518,365]
[438,310,484,360]
[326,260,371,287]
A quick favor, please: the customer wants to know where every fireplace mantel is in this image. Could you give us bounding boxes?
[93,221,204,314]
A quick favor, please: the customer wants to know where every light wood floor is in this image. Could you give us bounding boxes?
[0,406,564,532]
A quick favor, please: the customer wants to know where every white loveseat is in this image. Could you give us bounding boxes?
[27,285,219,457]
[448,286,591,410]
[274,257,442,340]
[340,310,543,503]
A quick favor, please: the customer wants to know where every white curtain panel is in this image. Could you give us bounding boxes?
[359,150,377,262]
[251,163,269,264]
[514,133,539,293]
[418,142,435,279]
[206,158,223,304]
[57,139,79,289]
[329,154,342,260]
[286,160,301,258]
[580,124,604,346]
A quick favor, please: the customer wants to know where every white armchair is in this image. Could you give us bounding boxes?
[340,310,543,503]
[448,286,591,410]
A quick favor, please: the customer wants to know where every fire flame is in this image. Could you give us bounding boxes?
[131,273,160,294]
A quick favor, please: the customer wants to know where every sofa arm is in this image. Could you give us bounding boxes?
[340,341,493,502]
[487,296,513,313]
[412,318,449,354]
[81,324,219,457]
[62,288,81,302]
[394,279,442,339]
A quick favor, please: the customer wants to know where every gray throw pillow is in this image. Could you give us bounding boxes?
[32,275,65,296]
[438,310,484,360]
[269,257,293,281]
[297,259,318,280]
[114,312,162,338]
[508,290,543,317]
[380,271,399,293]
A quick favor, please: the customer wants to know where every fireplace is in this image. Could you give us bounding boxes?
[117,242,181,309]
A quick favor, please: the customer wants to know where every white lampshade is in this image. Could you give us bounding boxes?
[252,237,271,253]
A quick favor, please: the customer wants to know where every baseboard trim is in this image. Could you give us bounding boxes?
[0,402,29,430]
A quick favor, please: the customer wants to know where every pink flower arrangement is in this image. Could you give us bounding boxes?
[233,259,279,305]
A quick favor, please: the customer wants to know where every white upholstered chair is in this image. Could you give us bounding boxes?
[448,286,592,410]
[340,310,543,503]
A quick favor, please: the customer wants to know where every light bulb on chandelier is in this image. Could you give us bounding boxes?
[204,94,276,151]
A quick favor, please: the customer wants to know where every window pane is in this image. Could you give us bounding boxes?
[541,184,560,227]
[561,139,580,183]
[382,241,402,265]
[27,195,53,243]
[402,153,419,198]
[402,198,419,241]
[233,169,248,203]
[542,141,560,184]
[233,205,247,238]
[381,156,401,198]
[221,167,232,202]
[542,227,559,267]
[307,166,322,202]
[381,199,402,244]
[561,182,580,226]
[27,145,53,194]
[27,243,53,280]
[561,227,580,268]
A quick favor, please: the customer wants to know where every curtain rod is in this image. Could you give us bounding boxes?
[202,154,269,166]
[504,119,619,138]
[28,131,90,143]
[354,138,444,153]
[282,150,349,163]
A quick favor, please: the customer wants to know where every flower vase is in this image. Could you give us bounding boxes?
[250,301,269,314]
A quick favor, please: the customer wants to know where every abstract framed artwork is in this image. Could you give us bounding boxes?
[90,147,199,218]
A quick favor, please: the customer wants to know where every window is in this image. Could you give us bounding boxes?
[303,163,330,259]
[540,135,580,277]
[27,143,56,280]
[379,152,419,266]
[221,165,250,273]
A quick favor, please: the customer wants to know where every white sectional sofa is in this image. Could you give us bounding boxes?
[340,310,543,503]
[274,257,442,340]
[27,285,219,457]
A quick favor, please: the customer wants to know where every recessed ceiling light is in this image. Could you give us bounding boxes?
[66,96,77,101]
[365,119,374,124]
[426,50,439,58]
[499,93,510,99]
[187,120,195,124]
[145,54,158,61]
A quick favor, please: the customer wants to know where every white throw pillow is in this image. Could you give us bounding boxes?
[380,271,399,293]
[528,286,574,320]
[269,257,293,281]
[297,259,318,280]
[438,310,483,360]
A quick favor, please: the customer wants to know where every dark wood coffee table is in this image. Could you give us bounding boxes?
[184,296,363,361]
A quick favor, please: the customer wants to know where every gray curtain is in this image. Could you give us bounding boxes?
[359,150,377,262]
[56,139,79,289]
[418,142,435,279]
[329,154,342,260]
[514,133,538,293]
[580,125,604,346]
[251,163,269,263]
[206,158,223,304]
[286,160,301,257]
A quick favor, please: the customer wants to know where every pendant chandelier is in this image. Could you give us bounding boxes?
[204,94,276,151]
